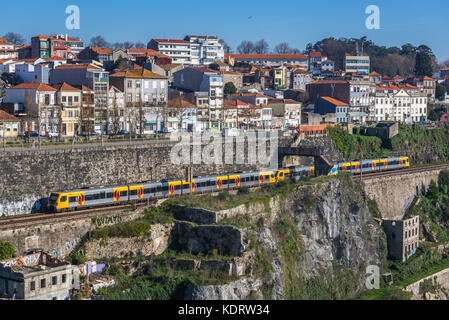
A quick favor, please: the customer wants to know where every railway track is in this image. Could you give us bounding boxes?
[353,163,449,180]
[1,163,448,229]
[0,202,150,229]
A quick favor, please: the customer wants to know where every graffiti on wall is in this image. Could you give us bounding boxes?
[0,252,41,268]
[65,235,82,252]
[93,215,122,228]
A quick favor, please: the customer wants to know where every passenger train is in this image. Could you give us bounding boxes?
[47,156,409,213]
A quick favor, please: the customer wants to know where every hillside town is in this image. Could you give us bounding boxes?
[1,33,448,140]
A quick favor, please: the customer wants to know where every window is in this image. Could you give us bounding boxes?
[30,281,35,291]
[136,81,141,88]
[69,196,77,203]
[127,81,132,88]
[52,276,57,285]
[41,279,46,288]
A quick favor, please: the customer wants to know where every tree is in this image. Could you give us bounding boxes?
[90,35,110,48]
[224,82,237,96]
[219,39,232,54]
[254,39,269,54]
[0,242,16,260]
[123,41,134,49]
[274,42,292,54]
[415,46,434,77]
[290,48,302,54]
[135,42,145,49]
[237,40,255,54]
[3,32,25,45]
[436,83,447,101]
[305,43,313,54]
[112,42,124,50]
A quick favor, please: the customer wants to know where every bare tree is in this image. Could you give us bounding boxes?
[237,41,255,54]
[123,42,135,49]
[290,48,303,54]
[135,42,146,49]
[3,32,25,45]
[274,42,292,54]
[254,39,269,54]
[90,35,110,48]
[112,42,124,50]
[219,39,232,54]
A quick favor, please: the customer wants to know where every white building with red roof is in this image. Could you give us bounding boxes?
[147,39,191,64]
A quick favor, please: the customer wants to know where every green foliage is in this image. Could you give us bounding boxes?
[0,242,16,260]
[414,46,434,77]
[89,221,151,240]
[143,202,175,225]
[70,252,87,265]
[367,199,382,219]
[223,82,237,96]
[436,83,447,101]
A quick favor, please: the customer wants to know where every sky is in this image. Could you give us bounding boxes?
[1,0,448,62]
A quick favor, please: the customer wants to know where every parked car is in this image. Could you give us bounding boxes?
[89,131,100,136]
[47,132,59,138]
[119,130,130,135]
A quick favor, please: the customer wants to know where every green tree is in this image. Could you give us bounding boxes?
[436,83,447,101]
[0,242,16,260]
[414,46,434,77]
[224,82,237,96]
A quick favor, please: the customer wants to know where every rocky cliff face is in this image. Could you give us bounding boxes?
[185,176,387,300]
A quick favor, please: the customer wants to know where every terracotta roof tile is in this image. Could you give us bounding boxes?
[0,110,20,122]
[320,97,348,106]
[52,82,81,91]
[9,83,57,91]
[228,53,308,60]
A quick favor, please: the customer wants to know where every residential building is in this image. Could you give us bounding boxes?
[225,54,308,68]
[255,67,274,89]
[369,71,382,84]
[344,53,370,76]
[373,84,428,123]
[0,251,79,300]
[78,85,96,134]
[52,82,82,136]
[291,69,312,91]
[133,49,173,66]
[0,38,17,59]
[221,70,243,90]
[227,93,269,106]
[184,35,224,65]
[268,99,302,129]
[273,66,287,89]
[308,52,323,75]
[167,98,197,132]
[441,68,449,78]
[107,86,126,133]
[109,69,168,134]
[284,89,308,103]
[17,45,32,60]
[321,60,334,73]
[383,216,420,261]
[3,82,59,135]
[15,63,50,84]
[147,39,191,64]
[31,35,51,59]
[0,110,20,137]
[173,67,223,130]
[0,58,23,73]
[405,76,436,102]
[315,97,350,124]
[77,47,114,68]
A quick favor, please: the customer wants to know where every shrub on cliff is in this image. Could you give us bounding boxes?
[0,242,16,260]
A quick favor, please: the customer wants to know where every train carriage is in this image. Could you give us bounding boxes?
[239,172,260,188]
[290,166,315,180]
[193,176,216,194]
[228,174,241,190]
[259,171,276,185]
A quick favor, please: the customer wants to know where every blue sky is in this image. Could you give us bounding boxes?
[2,0,448,62]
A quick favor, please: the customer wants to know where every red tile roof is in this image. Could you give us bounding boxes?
[168,98,196,108]
[10,83,57,91]
[54,64,101,70]
[52,82,80,91]
[370,71,381,76]
[0,110,19,122]
[320,97,349,106]
[189,67,219,74]
[227,53,308,60]
[90,47,113,55]
[442,67,449,72]
[45,56,66,61]
[309,52,322,58]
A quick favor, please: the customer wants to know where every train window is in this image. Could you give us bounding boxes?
[69,196,77,203]
[130,190,138,196]
[174,185,181,190]
[85,195,93,201]
[99,192,106,199]
[229,178,235,184]
[144,188,151,194]
[107,192,113,198]
[60,196,67,202]
[92,193,99,200]
[183,184,189,189]
[120,191,128,197]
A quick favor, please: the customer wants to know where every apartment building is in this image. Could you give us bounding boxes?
[184,35,224,65]
[147,39,191,64]
[0,38,17,59]
[173,67,223,130]
[405,76,436,103]
[315,97,349,124]
[225,54,308,68]
[52,82,81,136]
[344,53,370,76]
[373,84,427,123]
[3,82,59,135]
[15,63,50,84]
[107,86,127,133]
[0,110,20,137]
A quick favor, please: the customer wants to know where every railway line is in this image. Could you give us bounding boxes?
[354,163,449,180]
[1,162,448,229]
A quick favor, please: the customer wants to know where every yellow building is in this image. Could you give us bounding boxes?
[0,110,20,137]
[273,66,286,89]
[53,82,82,136]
